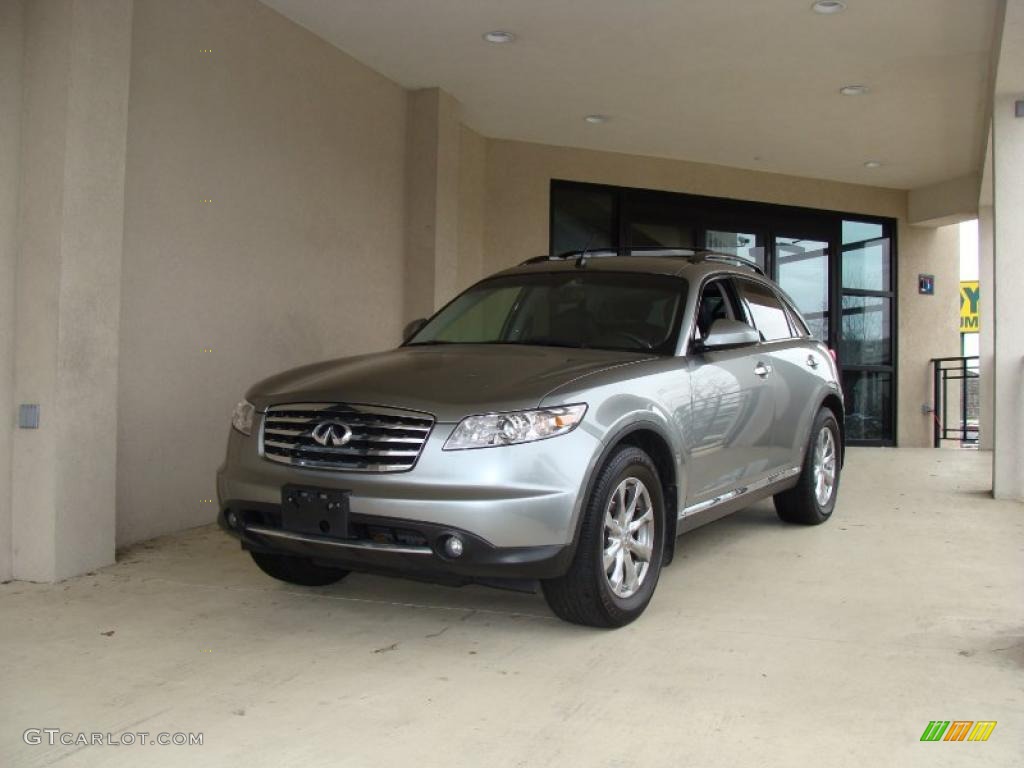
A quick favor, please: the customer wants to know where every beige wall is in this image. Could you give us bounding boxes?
[456,124,486,291]
[116,0,408,545]
[9,0,70,579]
[11,0,133,581]
[0,0,25,581]
[991,93,1024,499]
[896,222,961,446]
[402,88,461,322]
[479,139,961,447]
[978,205,994,451]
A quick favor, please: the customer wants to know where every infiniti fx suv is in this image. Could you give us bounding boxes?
[217,251,844,627]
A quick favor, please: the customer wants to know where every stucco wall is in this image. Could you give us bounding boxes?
[0,0,24,581]
[896,221,961,446]
[456,124,486,291]
[480,139,960,447]
[117,0,408,546]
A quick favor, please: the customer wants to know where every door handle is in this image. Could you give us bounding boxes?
[754,362,772,378]
[806,355,819,369]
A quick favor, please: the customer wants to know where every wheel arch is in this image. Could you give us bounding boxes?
[820,391,846,465]
[572,421,681,568]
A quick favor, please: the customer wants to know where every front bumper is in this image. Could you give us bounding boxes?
[216,417,604,581]
[219,502,573,583]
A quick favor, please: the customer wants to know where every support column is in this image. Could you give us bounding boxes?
[11,0,133,580]
[0,0,26,582]
[977,205,994,451]
[991,94,1024,500]
[403,87,461,323]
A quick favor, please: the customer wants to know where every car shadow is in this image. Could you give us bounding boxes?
[245,502,789,629]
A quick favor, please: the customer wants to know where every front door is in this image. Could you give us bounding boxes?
[684,279,777,504]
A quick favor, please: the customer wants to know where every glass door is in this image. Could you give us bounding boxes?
[839,220,895,444]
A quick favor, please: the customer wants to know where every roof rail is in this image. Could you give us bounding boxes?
[520,247,765,276]
[689,252,766,276]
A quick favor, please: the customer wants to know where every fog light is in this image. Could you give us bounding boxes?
[443,535,464,558]
[226,511,238,529]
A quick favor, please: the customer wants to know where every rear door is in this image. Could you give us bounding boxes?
[734,278,821,472]
[684,277,777,504]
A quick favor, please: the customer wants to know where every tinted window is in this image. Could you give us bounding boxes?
[409,272,687,355]
[424,285,521,344]
[738,280,793,341]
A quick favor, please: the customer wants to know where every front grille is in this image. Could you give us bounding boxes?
[260,403,434,472]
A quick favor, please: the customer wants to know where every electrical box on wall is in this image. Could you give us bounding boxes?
[18,404,40,429]
[918,274,935,295]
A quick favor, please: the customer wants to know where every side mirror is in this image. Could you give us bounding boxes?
[402,318,427,342]
[700,318,760,350]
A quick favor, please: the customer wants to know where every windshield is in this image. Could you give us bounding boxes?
[407,272,687,354]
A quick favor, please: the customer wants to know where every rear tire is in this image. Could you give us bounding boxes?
[542,445,665,628]
[250,552,350,586]
[774,407,841,525]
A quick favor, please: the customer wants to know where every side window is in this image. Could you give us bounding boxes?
[738,280,794,342]
[694,279,735,341]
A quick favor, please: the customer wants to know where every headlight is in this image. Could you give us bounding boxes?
[444,404,587,450]
[231,399,255,436]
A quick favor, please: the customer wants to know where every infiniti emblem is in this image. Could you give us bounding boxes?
[311,421,353,447]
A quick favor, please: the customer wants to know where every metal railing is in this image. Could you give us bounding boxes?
[931,356,980,447]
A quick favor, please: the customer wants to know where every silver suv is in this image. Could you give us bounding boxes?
[217,251,844,627]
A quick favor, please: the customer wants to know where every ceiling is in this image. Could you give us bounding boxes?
[261,0,1002,190]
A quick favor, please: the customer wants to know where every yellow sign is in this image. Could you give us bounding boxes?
[960,281,979,333]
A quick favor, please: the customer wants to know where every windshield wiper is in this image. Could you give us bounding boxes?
[503,338,587,350]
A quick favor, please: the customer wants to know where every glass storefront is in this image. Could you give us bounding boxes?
[839,221,895,439]
[550,180,898,445]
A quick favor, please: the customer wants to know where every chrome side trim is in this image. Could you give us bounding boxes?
[678,465,801,521]
[244,525,433,556]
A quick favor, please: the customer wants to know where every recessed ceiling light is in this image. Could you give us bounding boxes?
[839,84,868,96]
[584,114,609,124]
[483,30,515,44]
[812,0,847,13]
[864,160,882,168]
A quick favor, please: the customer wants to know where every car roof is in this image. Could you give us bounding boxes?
[494,251,765,281]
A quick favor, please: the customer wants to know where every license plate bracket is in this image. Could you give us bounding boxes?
[280,485,351,538]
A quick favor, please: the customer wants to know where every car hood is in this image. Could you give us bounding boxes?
[246,344,652,422]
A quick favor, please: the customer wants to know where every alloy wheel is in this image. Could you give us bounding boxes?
[603,477,655,598]
[813,427,837,506]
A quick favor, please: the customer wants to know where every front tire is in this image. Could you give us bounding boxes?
[250,552,350,586]
[774,407,841,525]
[542,445,665,628]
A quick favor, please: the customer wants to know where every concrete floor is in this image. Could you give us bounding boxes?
[1,448,1021,767]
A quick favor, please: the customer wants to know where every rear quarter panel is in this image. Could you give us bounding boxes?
[768,338,843,466]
